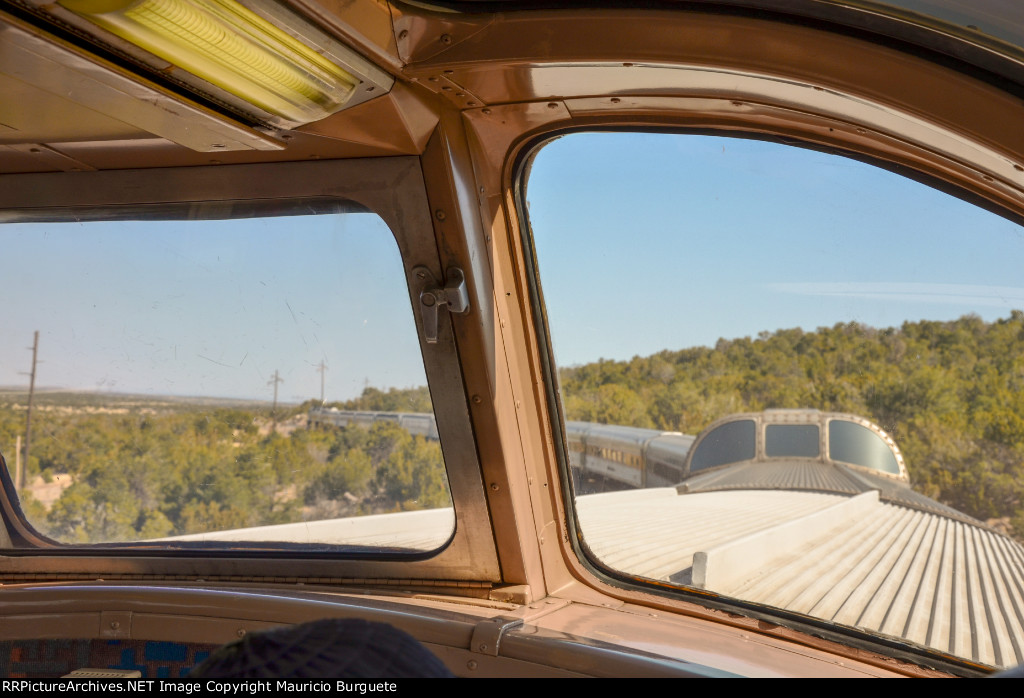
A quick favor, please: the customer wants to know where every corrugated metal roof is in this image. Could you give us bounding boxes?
[577,487,1024,667]
[680,460,984,526]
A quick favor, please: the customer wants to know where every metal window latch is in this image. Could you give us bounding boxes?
[415,266,470,343]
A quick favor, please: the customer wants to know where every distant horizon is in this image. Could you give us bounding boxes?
[4,309,1020,405]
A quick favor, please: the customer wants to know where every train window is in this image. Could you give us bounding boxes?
[523,131,1024,668]
[0,207,454,553]
[688,420,756,472]
[764,424,819,458]
[828,419,901,475]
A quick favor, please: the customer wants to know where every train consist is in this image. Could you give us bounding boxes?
[308,407,440,441]
[308,407,694,488]
[310,408,911,495]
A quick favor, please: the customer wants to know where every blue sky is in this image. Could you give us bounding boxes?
[0,213,426,402]
[2,131,1022,400]
[526,132,1024,367]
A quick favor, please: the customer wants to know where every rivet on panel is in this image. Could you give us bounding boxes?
[211,144,225,148]
[398,29,409,40]
[467,101,477,107]
[110,621,120,630]
[547,102,558,109]
[456,92,465,97]
[237,628,247,637]
[441,85,452,91]
[443,70,454,75]
[435,209,447,221]
[1014,164,1024,172]
[490,482,499,491]
[482,108,492,115]
[467,660,477,670]
[472,395,482,404]
[440,33,453,44]
[610,97,620,104]
[478,643,487,652]
[428,76,439,82]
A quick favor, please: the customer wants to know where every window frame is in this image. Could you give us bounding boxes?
[0,156,501,583]
[511,126,1022,674]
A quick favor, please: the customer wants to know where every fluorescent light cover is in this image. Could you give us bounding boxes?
[58,0,360,124]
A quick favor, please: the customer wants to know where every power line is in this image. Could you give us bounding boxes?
[19,331,39,491]
[268,370,283,425]
[316,361,327,405]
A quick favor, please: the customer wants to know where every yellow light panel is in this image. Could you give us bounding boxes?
[58,0,359,124]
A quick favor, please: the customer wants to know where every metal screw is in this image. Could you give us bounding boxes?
[398,29,409,40]
[490,482,499,491]
[610,97,620,104]
[547,102,558,109]
[467,660,477,670]
[472,395,482,404]
[110,621,120,629]
[478,643,487,651]
[482,108,492,115]
[237,628,247,637]
[440,33,453,44]
[435,209,447,220]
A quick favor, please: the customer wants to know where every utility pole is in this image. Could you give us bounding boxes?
[316,361,327,405]
[20,331,38,491]
[268,370,283,424]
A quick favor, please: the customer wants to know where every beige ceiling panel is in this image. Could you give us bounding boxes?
[0,74,146,144]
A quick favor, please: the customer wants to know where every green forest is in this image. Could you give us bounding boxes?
[560,312,1024,536]
[2,311,1023,542]
[0,401,449,544]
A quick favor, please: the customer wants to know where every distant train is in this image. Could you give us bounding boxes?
[308,407,440,440]
[309,407,912,494]
[565,422,696,488]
